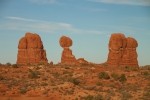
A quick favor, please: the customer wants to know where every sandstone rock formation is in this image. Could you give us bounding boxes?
[17,32,48,65]
[121,37,138,66]
[107,33,138,67]
[77,58,88,64]
[59,36,77,64]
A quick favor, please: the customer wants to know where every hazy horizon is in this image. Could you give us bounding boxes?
[0,0,150,66]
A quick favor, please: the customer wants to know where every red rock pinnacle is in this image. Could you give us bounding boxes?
[17,32,48,65]
[107,33,138,67]
[59,36,76,65]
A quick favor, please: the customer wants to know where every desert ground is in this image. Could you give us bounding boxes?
[0,63,149,100]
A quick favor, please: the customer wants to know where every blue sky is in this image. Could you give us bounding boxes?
[0,0,150,66]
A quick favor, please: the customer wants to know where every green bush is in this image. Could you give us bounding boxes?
[111,73,119,80]
[12,64,18,68]
[119,74,127,83]
[68,78,80,85]
[98,72,110,80]
[28,69,40,79]
[121,90,132,100]
[20,87,28,94]
[83,94,103,100]
[96,82,103,86]
[124,66,138,71]
[6,62,11,66]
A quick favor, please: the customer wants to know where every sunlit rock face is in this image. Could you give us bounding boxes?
[120,37,138,67]
[17,32,48,65]
[107,33,138,67]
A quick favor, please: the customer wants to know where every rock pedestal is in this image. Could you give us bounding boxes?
[59,36,77,64]
[17,32,48,65]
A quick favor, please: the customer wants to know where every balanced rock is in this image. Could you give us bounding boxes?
[59,36,72,48]
[59,36,76,64]
[107,33,138,67]
[17,32,48,65]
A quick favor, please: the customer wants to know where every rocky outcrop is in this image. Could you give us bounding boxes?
[17,32,48,65]
[77,58,88,64]
[59,36,77,64]
[121,37,138,66]
[107,33,138,67]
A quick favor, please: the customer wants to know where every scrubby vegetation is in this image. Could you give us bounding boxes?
[98,71,110,79]
[0,64,149,99]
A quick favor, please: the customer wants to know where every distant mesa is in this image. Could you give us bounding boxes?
[107,33,138,67]
[17,32,48,65]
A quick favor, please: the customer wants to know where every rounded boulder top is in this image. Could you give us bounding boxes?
[59,36,72,48]
[126,37,138,48]
[109,33,126,50]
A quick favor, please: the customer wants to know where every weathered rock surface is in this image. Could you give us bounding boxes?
[77,58,88,64]
[17,32,48,65]
[107,33,126,66]
[107,33,138,67]
[59,36,77,64]
[121,37,138,66]
[61,47,76,64]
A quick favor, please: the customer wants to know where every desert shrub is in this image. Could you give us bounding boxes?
[141,71,150,80]
[111,73,119,80]
[41,82,48,86]
[96,82,103,86]
[20,87,28,94]
[142,88,150,100]
[141,65,150,70]
[120,90,132,100]
[6,62,11,66]
[119,74,127,83]
[12,64,18,68]
[28,69,40,79]
[82,94,103,100]
[141,71,150,77]
[124,66,138,71]
[52,72,60,78]
[38,61,45,66]
[68,78,80,85]
[98,72,110,80]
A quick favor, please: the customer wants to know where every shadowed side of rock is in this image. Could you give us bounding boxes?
[17,32,48,65]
